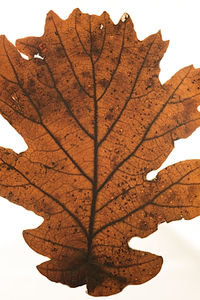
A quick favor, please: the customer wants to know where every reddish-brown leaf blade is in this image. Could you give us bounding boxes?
[0,9,200,297]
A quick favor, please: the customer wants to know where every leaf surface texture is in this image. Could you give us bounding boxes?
[0,9,200,296]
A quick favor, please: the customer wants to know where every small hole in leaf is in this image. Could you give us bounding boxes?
[18,51,29,60]
[34,53,44,60]
[197,105,200,112]
[121,13,129,22]
[11,95,17,101]
[99,24,104,30]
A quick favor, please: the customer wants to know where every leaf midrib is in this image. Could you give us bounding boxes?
[87,16,99,258]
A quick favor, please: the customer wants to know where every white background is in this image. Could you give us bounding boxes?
[0,0,200,299]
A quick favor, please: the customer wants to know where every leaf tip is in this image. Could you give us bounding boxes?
[101,10,110,16]
[46,10,62,23]
[72,8,82,14]
[120,12,130,23]
[46,10,55,17]
[70,8,84,19]
[0,34,9,45]
[157,29,169,43]
[188,63,195,69]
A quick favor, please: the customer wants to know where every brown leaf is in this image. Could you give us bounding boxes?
[0,9,200,296]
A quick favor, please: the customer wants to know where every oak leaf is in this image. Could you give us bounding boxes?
[0,9,200,296]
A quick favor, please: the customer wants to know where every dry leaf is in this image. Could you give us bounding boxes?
[0,9,200,296]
